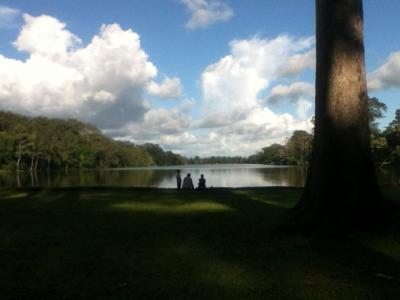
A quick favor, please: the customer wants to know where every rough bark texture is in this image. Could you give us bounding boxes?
[292,0,384,233]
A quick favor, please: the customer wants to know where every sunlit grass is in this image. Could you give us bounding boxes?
[1,192,29,199]
[110,201,234,214]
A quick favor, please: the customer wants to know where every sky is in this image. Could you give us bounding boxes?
[0,0,399,157]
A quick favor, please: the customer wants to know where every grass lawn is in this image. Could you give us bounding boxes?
[0,187,399,299]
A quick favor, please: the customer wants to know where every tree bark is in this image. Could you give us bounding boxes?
[30,152,35,172]
[16,142,22,172]
[34,153,39,171]
[291,0,384,233]
[47,156,51,171]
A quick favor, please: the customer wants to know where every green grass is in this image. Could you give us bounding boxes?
[0,187,399,299]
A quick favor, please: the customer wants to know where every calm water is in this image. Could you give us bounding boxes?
[0,164,399,189]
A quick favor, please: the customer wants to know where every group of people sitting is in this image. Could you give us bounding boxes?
[176,170,206,190]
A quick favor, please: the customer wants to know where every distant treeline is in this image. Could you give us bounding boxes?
[188,98,400,167]
[247,98,400,166]
[0,111,185,171]
[187,156,246,164]
[186,130,314,166]
[1,97,399,171]
[247,130,313,165]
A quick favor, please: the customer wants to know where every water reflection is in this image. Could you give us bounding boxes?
[0,164,398,189]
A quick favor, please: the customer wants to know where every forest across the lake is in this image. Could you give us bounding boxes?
[0,97,399,171]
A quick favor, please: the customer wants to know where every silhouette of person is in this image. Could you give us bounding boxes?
[197,174,206,190]
[176,170,182,190]
[182,173,194,189]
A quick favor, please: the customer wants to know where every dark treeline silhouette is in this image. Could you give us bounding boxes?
[187,156,246,164]
[0,111,185,171]
[187,100,400,167]
[1,100,398,172]
[249,100,400,167]
[141,143,186,166]
[248,130,313,165]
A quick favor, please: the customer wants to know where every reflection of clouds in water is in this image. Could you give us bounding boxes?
[157,165,306,188]
[255,167,307,187]
[3,165,398,188]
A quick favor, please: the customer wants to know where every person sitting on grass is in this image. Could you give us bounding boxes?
[176,169,182,190]
[182,173,194,189]
[197,174,206,190]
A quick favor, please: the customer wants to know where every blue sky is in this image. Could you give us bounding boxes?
[0,0,399,156]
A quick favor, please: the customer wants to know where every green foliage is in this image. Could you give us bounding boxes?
[384,110,400,165]
[187,156,245,164]
[0,132,14,169]
[285,130,313,165]
[142,143,186,166]
[249,99,400,167]
[248,131,313,166]
[368,97,387,135]
[0,111,180,170]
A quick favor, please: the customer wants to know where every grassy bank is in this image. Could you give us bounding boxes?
[0,187,399,299]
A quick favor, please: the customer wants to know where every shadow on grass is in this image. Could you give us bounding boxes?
[0,187,399,299]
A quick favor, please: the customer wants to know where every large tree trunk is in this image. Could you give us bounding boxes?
[292,0,384,233]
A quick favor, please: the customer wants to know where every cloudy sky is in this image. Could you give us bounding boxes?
[0,0,399,157]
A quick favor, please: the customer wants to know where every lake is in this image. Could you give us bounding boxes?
[0,164,399,189]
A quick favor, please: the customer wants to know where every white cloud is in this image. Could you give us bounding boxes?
[192,35,315,156]
[200,35,314,123]
[14,14,81,56]
[0,13,316,157]
[296,98,313,119]
[368,52,400,91]
[0,14,184,130]
[184,109,313,157]
[194,113,233,128]
[108,106,192,145]
[147,77,183,98]
[279,48,315,76]
[181,0,233,29]
[179,98,196,111]
[267,82,314,104]
[0,5,20,28]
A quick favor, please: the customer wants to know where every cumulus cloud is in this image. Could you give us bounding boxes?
[0,5,20,28]
[0,13,316,157]
[266,82,314,104]
[193,113,234,128]
[279,48,315,76]
[108,105,192,145]
[0,14,184,130]
[107,97,194,144]
[147,77,183,99]
[200,35,314,123]
[181,0,233,29]
[14,14,81,56]
[368,52,400,91]
[186,109,313,157]
[186,35,315,156]
[295,98,313,119]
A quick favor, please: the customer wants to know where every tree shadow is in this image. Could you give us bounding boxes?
[0,187,399,299]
